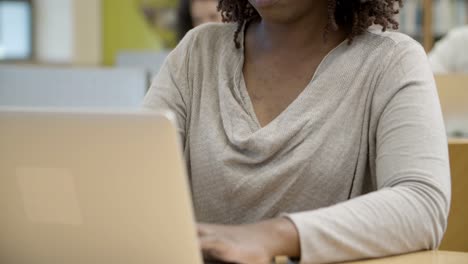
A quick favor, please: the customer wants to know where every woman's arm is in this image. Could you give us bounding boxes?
[142,30,195,144]
[199,40,450,264]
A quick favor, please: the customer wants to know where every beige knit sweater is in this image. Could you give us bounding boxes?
[143,23,451,264]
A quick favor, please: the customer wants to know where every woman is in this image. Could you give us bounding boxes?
[144,0,451,263]
[177,0,223,41]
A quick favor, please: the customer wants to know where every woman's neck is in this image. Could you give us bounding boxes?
[247,8,348,55]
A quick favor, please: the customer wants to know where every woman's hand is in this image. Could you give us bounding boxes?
[198,223,271,264]
[198,217,300,264]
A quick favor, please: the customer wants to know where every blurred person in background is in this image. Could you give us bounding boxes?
[429,26,468,74]
[177,0,223,41]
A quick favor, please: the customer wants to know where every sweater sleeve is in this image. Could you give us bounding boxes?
[287,40,451,264]
[142,30,195,145]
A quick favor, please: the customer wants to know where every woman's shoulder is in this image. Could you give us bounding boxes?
[360,28,425,54]
[189,22,238,37]
[183,22,239,50]
[351,29,428,75]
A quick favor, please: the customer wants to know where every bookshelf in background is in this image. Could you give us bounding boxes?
[399,0,468,52]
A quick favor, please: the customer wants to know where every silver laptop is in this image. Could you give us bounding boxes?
[0,108,203,264]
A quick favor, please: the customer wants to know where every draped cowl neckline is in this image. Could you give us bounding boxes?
[218,22,349,161]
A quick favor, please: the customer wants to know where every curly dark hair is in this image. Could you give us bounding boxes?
[217,0,403,48]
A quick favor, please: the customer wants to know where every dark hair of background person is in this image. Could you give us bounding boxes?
[218,0,403,48]
[177,0,194,41]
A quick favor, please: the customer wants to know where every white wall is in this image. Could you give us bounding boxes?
[34,0,74,63]
[34,0,101,65]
